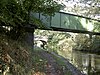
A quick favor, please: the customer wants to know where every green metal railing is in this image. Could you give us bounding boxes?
[31,12,100,35]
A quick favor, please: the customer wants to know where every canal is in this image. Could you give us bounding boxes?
[34,29,100,75]
[58,50,100,75]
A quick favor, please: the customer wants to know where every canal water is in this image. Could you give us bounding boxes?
[58,50,100,75]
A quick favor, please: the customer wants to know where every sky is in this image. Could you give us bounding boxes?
[55,0,100,19]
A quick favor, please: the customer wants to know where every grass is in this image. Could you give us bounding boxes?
[34,47,72,75]
[31,47,72,75]
[51,52,72,75]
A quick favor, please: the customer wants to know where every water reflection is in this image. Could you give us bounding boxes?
[58,50,100,75]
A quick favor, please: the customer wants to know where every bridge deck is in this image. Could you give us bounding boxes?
[0,12,100,35]
[31,12,100,35]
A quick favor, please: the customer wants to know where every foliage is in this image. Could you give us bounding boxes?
[35,29,100,53]
[0,32,73,75]
[0,0,61,27]
[91,35,100,51]
[0,34,31,75]
[0,34,51,75]
[35,29,73,52]
[73,34,89,50]
[0,0,62,41]
[94,21,100,32]
[61,0,100,19]
[73,34,100,52]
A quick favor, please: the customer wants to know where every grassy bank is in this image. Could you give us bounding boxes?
[0,34,72,75]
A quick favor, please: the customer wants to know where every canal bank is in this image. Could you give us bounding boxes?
[50,51,85,75]
[36,46,84,75]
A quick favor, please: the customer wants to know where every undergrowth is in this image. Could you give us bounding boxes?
[0,33,47,75]
[0,33,72,75]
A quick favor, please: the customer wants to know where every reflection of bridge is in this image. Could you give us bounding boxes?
[31,12,100,35]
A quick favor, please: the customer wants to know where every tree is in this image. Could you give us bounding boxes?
[0,0,61,47]
[0,0,61,26]
[0,1,61,74]
[61,0,100,20]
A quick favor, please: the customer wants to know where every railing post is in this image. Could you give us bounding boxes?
[33,28,35,50]
[50,16,52,27]
[60,13,61,28]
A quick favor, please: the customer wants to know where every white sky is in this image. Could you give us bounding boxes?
[55,0,100,19]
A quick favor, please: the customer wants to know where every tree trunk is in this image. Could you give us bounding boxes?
[23,31,34,50]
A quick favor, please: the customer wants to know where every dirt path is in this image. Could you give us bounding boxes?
[39,51,64,75]
[39,50,85,75]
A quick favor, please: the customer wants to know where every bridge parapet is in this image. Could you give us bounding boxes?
[30,12,100,35]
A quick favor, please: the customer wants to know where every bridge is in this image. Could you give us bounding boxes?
[31,11,100,35]
[0,12,100,35]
